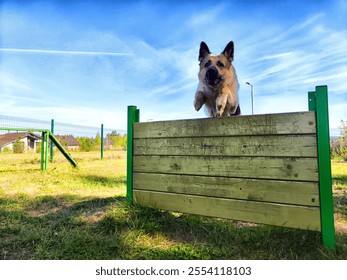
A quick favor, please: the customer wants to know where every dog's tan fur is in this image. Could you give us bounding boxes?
[194,41,240,117]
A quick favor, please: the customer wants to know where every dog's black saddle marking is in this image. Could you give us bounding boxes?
[231,105,241,116]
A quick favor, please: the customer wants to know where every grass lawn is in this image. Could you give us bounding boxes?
[0,151,346,259]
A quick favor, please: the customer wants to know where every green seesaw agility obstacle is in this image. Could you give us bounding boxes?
[0,127,77,170]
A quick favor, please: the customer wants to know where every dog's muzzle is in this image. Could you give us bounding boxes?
[205,66,222,86]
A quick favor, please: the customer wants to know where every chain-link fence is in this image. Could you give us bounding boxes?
[0,115,124,136]
[0,114,126,156]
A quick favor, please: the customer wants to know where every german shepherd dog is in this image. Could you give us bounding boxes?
[194,41,240,117]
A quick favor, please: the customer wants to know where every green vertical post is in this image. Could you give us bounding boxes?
[45,131,49,170]
[127,105,140,204]
[40,131,45,171]
[40,131,49,171]
[308,91,316,111]
[50,119,54,162]
[308,86,335,250]
[101,124,104,159]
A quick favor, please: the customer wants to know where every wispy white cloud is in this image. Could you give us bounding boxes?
[256,52,295,62]
[0,48,133,56]
[0,72,33,93]
[187,5,225,27]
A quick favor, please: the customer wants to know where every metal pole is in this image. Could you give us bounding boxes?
[246,82,254,115]
[101,124,104,159]
[40,132,45,171]
[50,119,54,162]
[49,133,78,168]
[127,105,140,204]
[45,131,49,170]
[308,86,335,250]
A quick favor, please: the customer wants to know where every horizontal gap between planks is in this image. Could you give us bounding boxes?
[132,154,318,159]
[132,155,318,160]
[133,171,319,183]
[133,133,317,140]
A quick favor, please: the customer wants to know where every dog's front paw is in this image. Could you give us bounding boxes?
[216,96,227,117]
[194,91,205,111]
[216,104,224,117]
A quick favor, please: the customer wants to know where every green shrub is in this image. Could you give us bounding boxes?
[13,139,25,154]
[1,147,12,154]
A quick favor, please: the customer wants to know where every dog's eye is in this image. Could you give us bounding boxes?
[204,61,211,68]
[217,61,224,68]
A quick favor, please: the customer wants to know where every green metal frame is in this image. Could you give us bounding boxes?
[49,132,78,168]
[50,119,55,162]
[0,127,77,171]
[40,131,50,170]
[126,105,140,204]
[308,85,335,250]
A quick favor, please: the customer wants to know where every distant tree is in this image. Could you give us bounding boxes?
[106,131,127,150]
[94,134,101,149]
[331,120,347,160]
[77,137,94,152]
[338,120,347,160]
[108,130,120,137]
[13,138,25,154]
[339,120,347,138]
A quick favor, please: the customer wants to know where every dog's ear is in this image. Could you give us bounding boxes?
[199,41,211,62]
[222,41,234,62]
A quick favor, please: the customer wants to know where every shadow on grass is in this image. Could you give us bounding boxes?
[78,175,126,186]
[333,174,347,187]
[96,203,346,260]
[334,191,347,217]
[0,195,127,259]
[1,194,346,260]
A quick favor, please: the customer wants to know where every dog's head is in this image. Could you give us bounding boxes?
[198,41,234,88]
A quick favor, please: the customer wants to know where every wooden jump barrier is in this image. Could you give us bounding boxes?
[126,85,335,250]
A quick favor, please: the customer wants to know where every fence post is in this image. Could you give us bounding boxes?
[40,131,45,171]
[308,86,335,250]
[45,131,49,170]
[50,119,54,162]
[101,124,104,159]
[308,91,316,111]
[40,131,49,171]
[127,105,140,204]
[316,86,335,250]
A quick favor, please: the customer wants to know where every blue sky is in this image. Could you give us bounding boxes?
[1,0,346,135]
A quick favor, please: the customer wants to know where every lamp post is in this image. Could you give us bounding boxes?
[246,82,254,115]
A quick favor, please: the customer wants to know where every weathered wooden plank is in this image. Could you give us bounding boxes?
[133,173,320,206]
[134,135,317,158]
[133,190,321,231]
[133,156,318,182]
[134,112,316,138]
